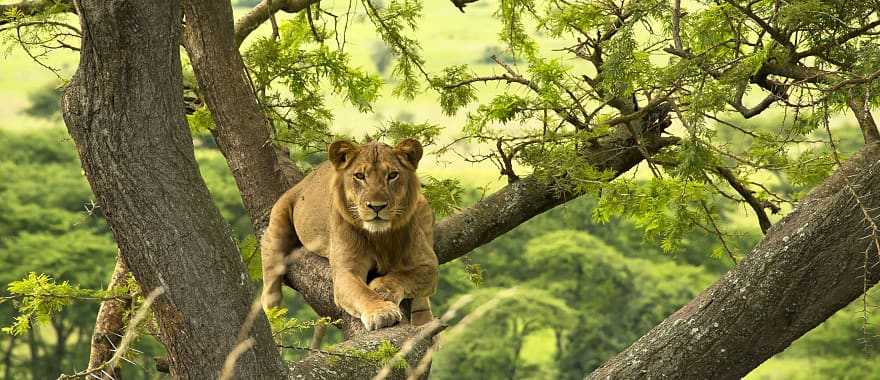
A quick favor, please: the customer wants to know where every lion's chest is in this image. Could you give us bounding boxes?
[364,239,409,275]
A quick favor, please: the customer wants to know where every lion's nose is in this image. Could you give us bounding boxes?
[367,202,387,213]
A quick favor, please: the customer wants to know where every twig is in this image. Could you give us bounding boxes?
[58,287,164,380]
[714,166,777,233]
[265,0,279,40]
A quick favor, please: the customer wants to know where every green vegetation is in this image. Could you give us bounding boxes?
[2,0,880,378]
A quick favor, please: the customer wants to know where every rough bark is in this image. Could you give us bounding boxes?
[183,0,303,234]
[60,0,284,377]
[590,142,880,379]
[86,255,130,379]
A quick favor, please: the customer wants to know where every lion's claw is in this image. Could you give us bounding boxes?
[360,301,403,331]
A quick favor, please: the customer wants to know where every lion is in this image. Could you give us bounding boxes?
[260,138,438,331]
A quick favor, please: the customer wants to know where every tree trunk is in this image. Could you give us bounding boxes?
[87,255,131,379]
[48,313,68,377]
[26,328,39,379]
[590,142,880,379]
[60,0,284,377]
[2,335,15,380]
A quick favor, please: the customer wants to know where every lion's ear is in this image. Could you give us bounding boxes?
[328,140,359,170]
[394,138,423,169]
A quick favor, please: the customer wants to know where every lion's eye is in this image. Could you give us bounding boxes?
[388,172,399,181]
[354,173,366,180]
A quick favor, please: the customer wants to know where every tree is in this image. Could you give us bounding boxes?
[433,288,575,380]
[0,129,116,379]
[59,0,285,377]
[521,231,715,378]
[2,0,880,378]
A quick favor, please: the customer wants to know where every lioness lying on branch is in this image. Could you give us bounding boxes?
[261,139,438,331]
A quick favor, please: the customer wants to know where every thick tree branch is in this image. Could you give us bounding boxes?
[233,0,315,47]
[591,142,880,379]
[183,0,304,234]
[434,133,679,263]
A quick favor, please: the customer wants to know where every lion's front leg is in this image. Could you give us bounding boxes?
[409,297,433,326]
[332,266,403,331]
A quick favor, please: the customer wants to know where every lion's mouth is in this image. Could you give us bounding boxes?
[362,219,391,233]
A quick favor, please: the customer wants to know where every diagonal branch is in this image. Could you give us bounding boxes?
[85,254,130,379]
[846,92,880,144]
[591,142,880,379]
[184,0,304,233]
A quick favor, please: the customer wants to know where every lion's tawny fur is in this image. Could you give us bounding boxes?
[260,139,438,331]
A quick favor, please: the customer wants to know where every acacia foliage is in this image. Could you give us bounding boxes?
[427,0,880,256]
[234,0,880,259]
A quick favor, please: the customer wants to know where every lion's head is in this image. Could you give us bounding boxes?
[328,139,423,233]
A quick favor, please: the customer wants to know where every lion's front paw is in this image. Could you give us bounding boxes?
[360,301,403,331]
[369,277,404,303]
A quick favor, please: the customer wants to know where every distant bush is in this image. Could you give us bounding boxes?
[371,41,393,74]
[24,83,62,119]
